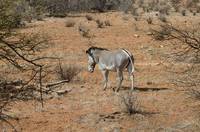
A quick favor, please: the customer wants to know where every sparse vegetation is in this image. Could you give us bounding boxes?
[158,14,167,23]
[181,9,186,16]
[2,0,200,131]
[79,24,91,38]
[118,91,139,115]
[146,17,153,24]
[56,62,81,82]
[96,19,104,28]
[85,15,93,21]
[104,20,112,26]
[152,23,200,89]
[65,20,75,27]
[151,24,172,40]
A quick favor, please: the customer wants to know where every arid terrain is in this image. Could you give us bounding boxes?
[1,11,200,132]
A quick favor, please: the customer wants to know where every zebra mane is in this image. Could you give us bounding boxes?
[86,46,108,54]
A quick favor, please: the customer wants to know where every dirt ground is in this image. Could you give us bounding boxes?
[1,12,200,132]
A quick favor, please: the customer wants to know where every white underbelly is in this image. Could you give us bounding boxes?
[98,64,116,71]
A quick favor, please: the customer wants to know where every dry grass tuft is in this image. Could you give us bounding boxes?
[65,20,75,27]
[146,17,153,24]
[104,20,112,26]
[56,62,81,82]
[118,91,140,115]
[96,19,104,28]
[85,15,93,21]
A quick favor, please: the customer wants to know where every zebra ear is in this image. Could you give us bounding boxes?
[86,50,89,54]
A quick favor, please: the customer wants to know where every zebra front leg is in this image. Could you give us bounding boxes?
[101,70,109,90]
[130,74,134,91]
[116,69,123,92]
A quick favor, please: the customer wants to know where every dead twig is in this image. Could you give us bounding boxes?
[46,80,69,88]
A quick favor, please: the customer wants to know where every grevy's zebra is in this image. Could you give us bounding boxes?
[86,47,135,92]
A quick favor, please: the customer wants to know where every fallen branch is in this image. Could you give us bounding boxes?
[46,80,69,88]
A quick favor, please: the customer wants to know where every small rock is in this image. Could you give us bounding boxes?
[56,89,72,95]
[134,34,140,38]
[146,32,153,35]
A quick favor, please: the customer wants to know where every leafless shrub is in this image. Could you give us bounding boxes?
[0,33,50,131]
[152,23,200,89]
[78,25,91,38]
[85,15,93,21]
[181,9,186,16]
[151,24,171,40]
[0,1,56,130]
[188,89,200,100]
[104,20,112,26]
[171,0,181,12]
[118,91,139,115]
[65,20,75,27]
[146,17,153,24]
[153,23,200,56]
[157,4,171,15]
[185,0,199,9]
[56,62,81,82]
[96,19,104,28]
[158,14,167,23]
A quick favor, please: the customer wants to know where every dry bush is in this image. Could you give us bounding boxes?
[157,3,171,15]
[0,0,23,29]
[44,0,68,17]
[151,25,171,40]
[171,0,181,12]
[189,89,200,100]
[146,17,153,24]
[158,14,167,23]
[85,15,93,21]
[152,23,200,91]
[118,91,139,115]
[65,20,75,27]
[181,9,187,16]
[185,0,199,9]
[104,20,112,26]
[0,1,53,126]
[78,25,91,38]
[96,19,104,28]
[56,62,81,82]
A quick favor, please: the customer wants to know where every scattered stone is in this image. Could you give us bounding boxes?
[56,88,72,96]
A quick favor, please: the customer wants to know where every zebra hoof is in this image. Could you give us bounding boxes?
[112,88,115,92]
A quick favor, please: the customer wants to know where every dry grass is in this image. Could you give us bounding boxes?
[104,20,112,26]
[146,17,153,24]
[65,20,75,27]
[55,62,81,82]
[96,19,104,28]
[158,14,167,23]
[85,15,93,21]
[118,91,140,115]
[78,24,91,38]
